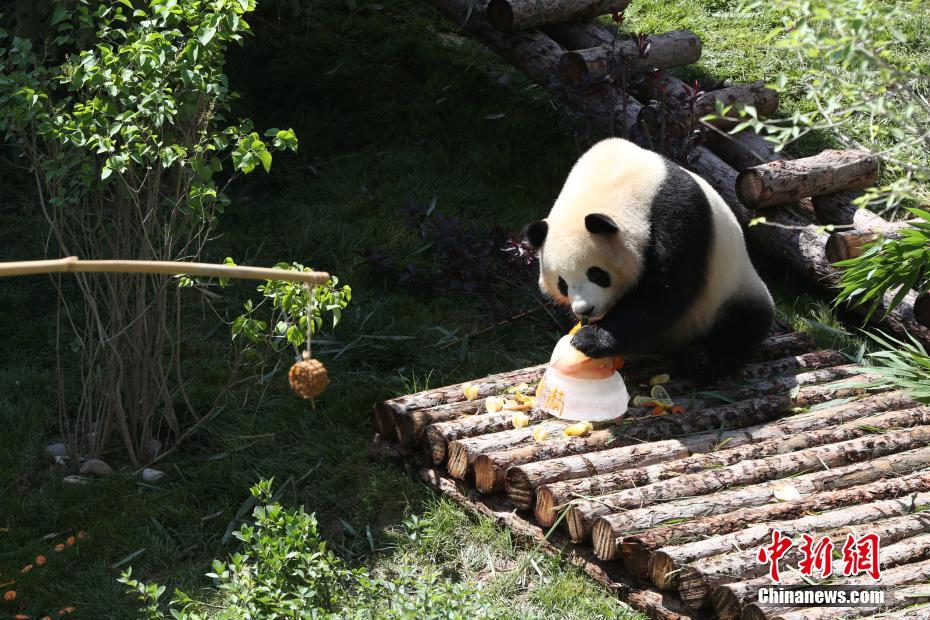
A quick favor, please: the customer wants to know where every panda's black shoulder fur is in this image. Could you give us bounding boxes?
[638,156,713,314]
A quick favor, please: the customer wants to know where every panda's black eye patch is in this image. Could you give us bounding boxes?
[587,267,611,288]
[557,277,568,296]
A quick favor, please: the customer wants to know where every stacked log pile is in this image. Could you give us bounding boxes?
[373,321,930,619]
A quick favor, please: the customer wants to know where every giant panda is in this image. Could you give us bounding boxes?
[524,137,774,381]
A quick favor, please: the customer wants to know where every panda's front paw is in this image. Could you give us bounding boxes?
[571,324,620,359]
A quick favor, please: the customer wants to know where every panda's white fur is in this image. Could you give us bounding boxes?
[528,138,774,378]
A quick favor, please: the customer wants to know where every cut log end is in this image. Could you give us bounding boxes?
[592,518,619,561]
[446,442,470,479]
[826,229,882,263]
[712,586,746,620]
[736,169,767,209]
[677,565,712,610]
[648,550,679,591]
[473,454,499,493]
[558,51,592,85]
[485,0,514,31]
[566,505,591,543]
[618,539,651,579]
[372,403,398,441]
[425,425,448,465]
[742,603,768,620]
[534,485,558,528]
[915,292,930,329]
[504,467,534,509]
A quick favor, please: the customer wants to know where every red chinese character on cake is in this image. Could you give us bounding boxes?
[756,530,794,582]
[841,533,881,580]
[798,534,834,578]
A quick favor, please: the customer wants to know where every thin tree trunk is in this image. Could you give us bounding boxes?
[559,30,701,86]
[486,0,632,31]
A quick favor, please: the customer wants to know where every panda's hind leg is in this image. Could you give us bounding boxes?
[684,297,775,384]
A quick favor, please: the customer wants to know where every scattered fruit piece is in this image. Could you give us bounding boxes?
[650,406,667,417]
[462,383,479,401]
[20,564,32,574]
[3,590,16,601]
[503,402,531,411]
[649,373,670,386]
[35,556,46,566]
[15,614,29,619]
[511,412,531,429]
[65,536,75,547]
[485,396,503,413]
[58,608,76,616]
[569,322,583,335]
[773,483,802,502]
[532,427,549,442]
[670,405,686,415]
[76,531,87,540]
[54,544,64,552]
[508,382,529,394]
[631,395,653,407]
[563,421,593,437]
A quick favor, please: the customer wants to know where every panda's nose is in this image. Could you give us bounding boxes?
[572,301,595,317]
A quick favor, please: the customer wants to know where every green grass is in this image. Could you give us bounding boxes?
[1,0,927,617]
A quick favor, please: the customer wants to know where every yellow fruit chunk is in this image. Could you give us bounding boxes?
[485,396,503,413]
[532,426,549,442]
[462,383,479,401]
[569,322,583,335]
[649,373,670,386]
[563,421,593,437]
[512,412,531,428]
[631,395,653,407]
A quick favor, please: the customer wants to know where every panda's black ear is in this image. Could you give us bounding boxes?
[585,213,619,235]
[524,220,548,249]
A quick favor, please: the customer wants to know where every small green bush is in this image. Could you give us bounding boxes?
[119,480,495,619]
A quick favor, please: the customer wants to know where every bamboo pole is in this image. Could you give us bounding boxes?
[0,256,331,285]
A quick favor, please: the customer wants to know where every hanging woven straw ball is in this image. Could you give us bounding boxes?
[289,352,329,399]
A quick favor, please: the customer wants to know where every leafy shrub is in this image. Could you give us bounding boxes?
[0,0,346,464]
[119,480,495,619]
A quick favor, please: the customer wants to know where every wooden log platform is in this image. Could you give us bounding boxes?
[372,319,930,620]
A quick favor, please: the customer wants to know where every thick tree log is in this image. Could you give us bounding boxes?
[745,558,930,620]
[559,30,701,86]
[673,511,930,609]
[705,128,780,172]
[475,438,690,494]
[737,149,879,209]
[812,191,885,228]
[713,533,930,620]
[615,461,927,574]
[562,426,930,543]
[825,224,912,263]
[524,393,919,514]
[417,466,711,620]
[486,0,631,32]
[427,409,550,465]
[546,406,930,535]
[589,446,930,555]
[639,81,779,138]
